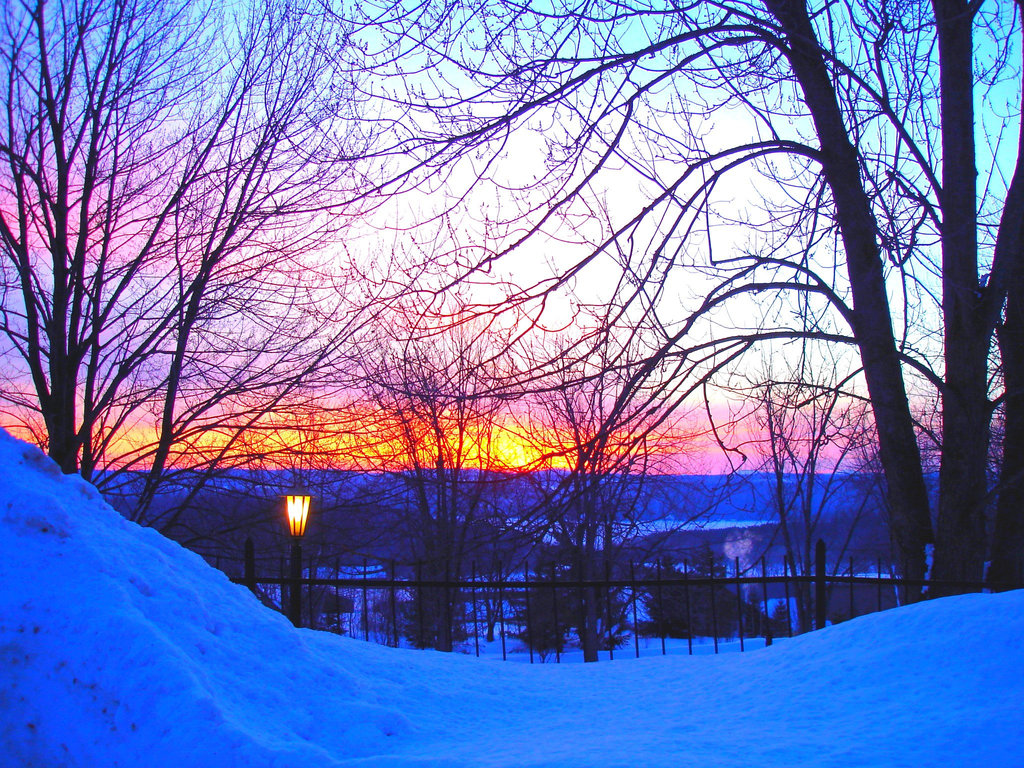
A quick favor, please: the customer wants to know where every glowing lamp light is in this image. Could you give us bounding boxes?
[285,489,311,538]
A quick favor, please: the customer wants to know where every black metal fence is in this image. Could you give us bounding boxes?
[225,539,1018,662]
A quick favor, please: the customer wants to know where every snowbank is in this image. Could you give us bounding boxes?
[1,430,1021,767]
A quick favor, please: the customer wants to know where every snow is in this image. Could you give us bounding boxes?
[1,429,1021,767]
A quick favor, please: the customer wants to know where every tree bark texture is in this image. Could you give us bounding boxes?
[931,0,990,585]
[765,0,935,584]
[988,7,1024,586]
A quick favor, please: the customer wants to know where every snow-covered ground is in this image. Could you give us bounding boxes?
[1,429,1021,767]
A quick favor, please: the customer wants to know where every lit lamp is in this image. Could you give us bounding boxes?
[284,486,312,627]
[286,491,311,538]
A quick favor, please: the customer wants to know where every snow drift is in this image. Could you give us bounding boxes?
[1,430,1021,767]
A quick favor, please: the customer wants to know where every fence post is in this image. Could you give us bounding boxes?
[683,558,693,656]
[471,561,480,658]
[876,557,883,614]
[288,540,302,627]
[735,557,744,652]
[444,560,452,652]
[335,557,342,635]
[523,560,533,664]
[630,561,640,659]
[244,537,257,595]
[605,559,614,661]
[760,556,771,646]
[362,558,370,642]
[709,559,719,654]
[782,555,793,637]
[279,555,286,614]
[551,562,561,664]
[656,559,666,656]
[416,561,425,648]
[848,557,855,621]
[815,539,827,630]
[498,561,507,662]
[390,560,398,648]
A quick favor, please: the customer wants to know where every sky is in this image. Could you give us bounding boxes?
[11,1,1018,480]
[1,427,1022,767]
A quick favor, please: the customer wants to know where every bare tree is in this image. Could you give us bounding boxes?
[734,351,878,629]
[342,311,517,650]
[351,0,1024,589]
[513,330,695,660]
[0,0,372,521]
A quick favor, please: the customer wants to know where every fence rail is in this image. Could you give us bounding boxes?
[226,538,1018,663]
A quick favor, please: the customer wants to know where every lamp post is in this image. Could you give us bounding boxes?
[285,487,311,627]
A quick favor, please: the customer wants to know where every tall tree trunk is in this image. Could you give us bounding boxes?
[988,13,1024,586]
[992,293,1024,587]
[576,552,600,663]
[931,0,990,586]
[43,385,80,474]
[765,0,934,585]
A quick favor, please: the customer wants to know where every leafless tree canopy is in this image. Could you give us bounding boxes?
[349,0,1024,586]
[2,0,1021,591]
[0,0,377,521]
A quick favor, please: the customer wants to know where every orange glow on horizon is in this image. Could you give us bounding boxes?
[1,403,720,475]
